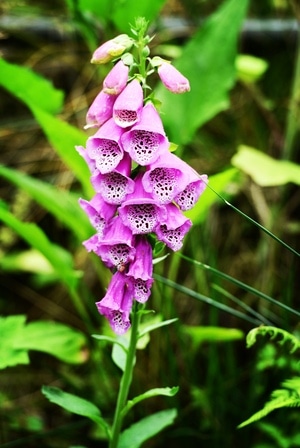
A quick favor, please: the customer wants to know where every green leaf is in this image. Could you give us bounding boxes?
[138,317,178,340]
[0,206,80,290]
[0,165,92,241]
[118,408,177,448]
[42,386,106,427]
[0,315,29,369]
[236,54,268,84]
[92,334,128,352]
[18,320,87,364]
[232,145,300,186]
[0,316,87,368]
[122,387,179,417]
[30,106,93,196]
[111,0,167,34]
[185,168,238,225]
[0,249,53,274]
[157,0,249,144]
[238,377,300,428]
[112,337,130,372]
[182,325,244,349]
[0,58,64,114]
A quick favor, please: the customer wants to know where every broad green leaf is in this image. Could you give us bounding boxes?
[112,336,130,372]
[0,58,64,114]
[0,249,53,274]
[157,0,249,145]
[42,386,106,427]
[185,168,239,225]
[92,334,128,352]
[232,145,300,186]
[122,387,179,417]
[0,316,87,368]
[138,317,178,342]
[18,320,87,364]
[182,325,244,349]
[30,106,92,196]
[236,54,268,84]
[0,315,29,369]
[0,206,80,290]
[118,408,177,448]
[0,165,92,241]
[111,0,167,34]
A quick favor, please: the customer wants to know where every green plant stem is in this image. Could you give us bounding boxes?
[109,302,141,448]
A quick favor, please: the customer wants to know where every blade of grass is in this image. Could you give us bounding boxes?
[177,254,300,319]
[154,274,262,325]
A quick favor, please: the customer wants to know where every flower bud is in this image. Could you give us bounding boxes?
[103,60,129,95]
[91,34,134,64]
[157,61,190,94]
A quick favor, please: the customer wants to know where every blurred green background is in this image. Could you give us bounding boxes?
[0,0,299,447]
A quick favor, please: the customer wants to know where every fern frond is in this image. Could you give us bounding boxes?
[238,376,300,429]
[246,326,300,353]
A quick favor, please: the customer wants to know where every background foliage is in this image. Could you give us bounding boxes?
[0,0,299,447]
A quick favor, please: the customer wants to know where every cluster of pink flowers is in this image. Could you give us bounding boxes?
[77,33,207,334]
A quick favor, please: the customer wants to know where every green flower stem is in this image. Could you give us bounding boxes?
[109,302,141,448]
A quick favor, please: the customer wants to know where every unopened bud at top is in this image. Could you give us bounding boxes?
[153,57,190,94]
[91,34,134,64]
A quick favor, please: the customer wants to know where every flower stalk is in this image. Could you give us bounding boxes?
[109,302,141,448]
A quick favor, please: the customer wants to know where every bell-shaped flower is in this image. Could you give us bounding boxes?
[174,172,208,211]
[86,215,135,270]
[103,60,129,95]
[113,79,143,128]
[85,90,116,129]
[126,236,153,303]
[142,150,189,204]
[157,61,190,94]
[121,102,169,166]
[91,34,133,64]
[91,154,135,205]
[79,194,116,238]
[118,173,167,234]
[156,203,192,252]
[86,118,124,174]
[96,271,133,334]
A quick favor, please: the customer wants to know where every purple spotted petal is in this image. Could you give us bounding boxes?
[85,90,116,129]
[118,173,167,234]
[113,79,143,128]
[126,236,153,303]
[103,60,129,95]
[156,203,192,251]
[96,271,133,334]
[86,118,124,174]
[91,154,135,204]
[121,102,169,166]
[174,173,208,211]
[79,194,116,237]
[142,150,188,204]
[92,216,135,270]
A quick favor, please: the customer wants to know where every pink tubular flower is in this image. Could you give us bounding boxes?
[118,173,167,234]
[142,150,189,204]
[126,236,153,303]
[86,118,125,174]
[86,216,135,270]
[91,34,133,64]
[174,172,208,211]
[156,203,192,251]
[113,79,143,128]
[158,62,190,94]
[85,90,116,129]
[121,102,169,166]
[91,154,135,205]
[96,271,133,334]
[79,194,116,238]
[103,60,129,95]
